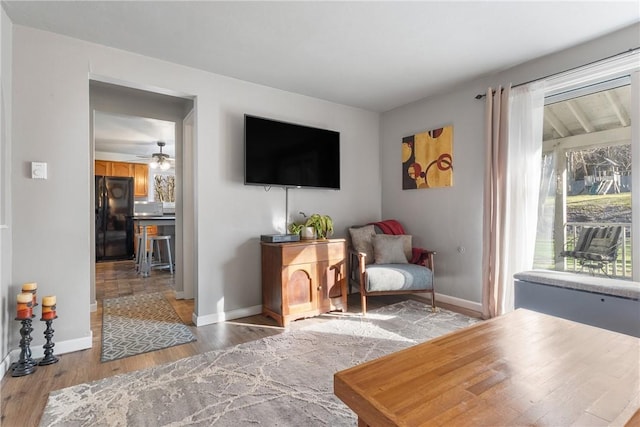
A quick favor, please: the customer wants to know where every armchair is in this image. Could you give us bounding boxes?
[348,220,436,314]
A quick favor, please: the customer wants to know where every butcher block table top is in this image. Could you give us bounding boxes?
[334,308,639,427]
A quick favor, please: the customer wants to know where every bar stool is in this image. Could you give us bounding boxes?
[147,235,174,274]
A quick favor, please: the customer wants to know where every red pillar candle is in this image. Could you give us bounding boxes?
[42,295,57,320]
[21,282,38,306]
[16,293,33,319]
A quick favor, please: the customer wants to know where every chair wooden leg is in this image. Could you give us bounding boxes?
[431,289,438,312]
[361,293,367,315]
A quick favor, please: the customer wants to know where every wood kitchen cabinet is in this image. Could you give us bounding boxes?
[111,162,133,177]
[261,239,347,327]
[94,161,149,198]
[94,160,112,176]
[133,163,149,198]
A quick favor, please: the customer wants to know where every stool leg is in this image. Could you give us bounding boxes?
[135,235,143,271]
[166,238,173,275]
[156,240,163,264]
[134,238,139,270]
[148,239,154,273]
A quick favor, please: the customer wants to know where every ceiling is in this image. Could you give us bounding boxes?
[3,1,639,113]
[543,84,631,142]
[93,111,175,160]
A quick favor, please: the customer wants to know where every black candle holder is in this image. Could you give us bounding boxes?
[12,316,37,377]
[39,316,59,366]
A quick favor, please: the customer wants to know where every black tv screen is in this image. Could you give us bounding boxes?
[244,115,340,189]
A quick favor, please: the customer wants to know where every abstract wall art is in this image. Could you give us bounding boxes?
[402,125,453,190]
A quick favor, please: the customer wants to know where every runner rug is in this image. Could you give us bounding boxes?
[101,292,196,362]
[44,300,477,426]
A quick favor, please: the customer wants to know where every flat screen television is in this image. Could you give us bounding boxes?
[244,115,340,189]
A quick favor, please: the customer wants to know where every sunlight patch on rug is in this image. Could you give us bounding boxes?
[101,292,196,362]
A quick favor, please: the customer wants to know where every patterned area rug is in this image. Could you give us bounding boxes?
[44,300,478,426]
[101,292,196,362]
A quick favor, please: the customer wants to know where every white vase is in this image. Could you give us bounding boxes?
[300,227,316,240]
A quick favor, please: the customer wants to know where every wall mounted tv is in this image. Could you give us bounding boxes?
[244,114,340,190]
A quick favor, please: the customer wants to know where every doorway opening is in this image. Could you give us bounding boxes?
[89,80,196,325]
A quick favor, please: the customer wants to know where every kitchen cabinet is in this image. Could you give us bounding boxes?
[94,160,112,176]
[94,161,149,198]
[261,239,347,327]
[111,162,133,177]
[133,164,149,198]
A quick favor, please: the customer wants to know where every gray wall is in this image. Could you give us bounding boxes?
[3,23,381,361]
[379,23,640,307]
[0,7,13,371]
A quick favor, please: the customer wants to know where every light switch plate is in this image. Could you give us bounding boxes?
[31,162,47,179]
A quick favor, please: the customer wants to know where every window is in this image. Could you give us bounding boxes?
[534,76,635,279]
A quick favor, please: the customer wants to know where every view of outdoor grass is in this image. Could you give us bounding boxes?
[566,193,632,224]
[534,192,632,276]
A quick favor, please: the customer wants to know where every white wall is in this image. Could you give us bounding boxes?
[5,24,380,357]
[380,23,640,306]
[0,6,13,373]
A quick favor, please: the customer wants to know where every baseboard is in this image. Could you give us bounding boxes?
[174,290,184,300]
[411,292,482,314]
[1,332,93,377]
[436,293,482,313]
[193,305,262,327]
[90,301,97,312]
[1,352,13,378]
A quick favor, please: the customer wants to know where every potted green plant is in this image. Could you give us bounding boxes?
[288,212,334,240]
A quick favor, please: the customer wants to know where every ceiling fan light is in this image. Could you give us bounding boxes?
[150,159,159,169]
[160,160,171,170]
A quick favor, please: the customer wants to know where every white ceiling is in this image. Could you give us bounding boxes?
[94,111,175,160]
[3,1,639,113]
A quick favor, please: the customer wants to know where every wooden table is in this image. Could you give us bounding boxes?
[334,309,639,426]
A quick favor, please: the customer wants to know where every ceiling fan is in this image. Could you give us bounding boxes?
[140,141,174,170]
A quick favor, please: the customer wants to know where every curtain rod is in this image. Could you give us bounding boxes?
[474,47,639,99]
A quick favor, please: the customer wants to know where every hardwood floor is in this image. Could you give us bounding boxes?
[2,261,445,427]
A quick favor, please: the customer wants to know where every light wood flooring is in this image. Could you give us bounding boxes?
[1,261,476,427]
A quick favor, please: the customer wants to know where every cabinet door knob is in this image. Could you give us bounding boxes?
[317,286,322,291]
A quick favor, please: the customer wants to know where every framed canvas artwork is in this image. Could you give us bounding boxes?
[402,125,453,189]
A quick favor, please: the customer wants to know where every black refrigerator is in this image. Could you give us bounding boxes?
[95,176,134,261]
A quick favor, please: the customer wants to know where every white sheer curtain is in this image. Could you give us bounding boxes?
[482,83,545,318]
[535,152,557,269]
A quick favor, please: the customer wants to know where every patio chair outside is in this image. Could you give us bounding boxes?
[560,225,623,276]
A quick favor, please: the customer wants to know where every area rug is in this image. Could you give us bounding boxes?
[44,300,478,426]
[101,292,196,362]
